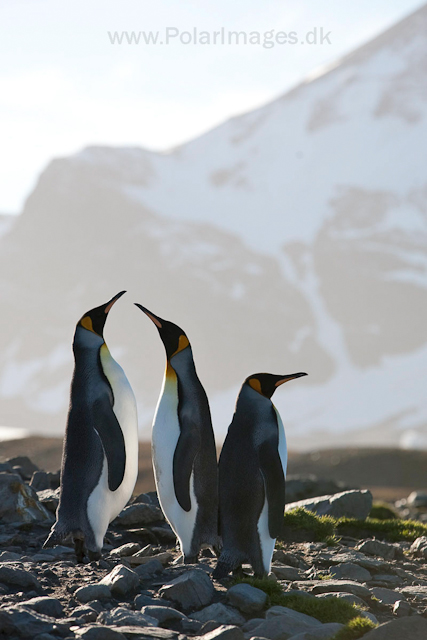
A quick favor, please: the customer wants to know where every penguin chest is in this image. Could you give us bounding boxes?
[86,346,138,545]
[257,407,288,573]
[152,366,198,554]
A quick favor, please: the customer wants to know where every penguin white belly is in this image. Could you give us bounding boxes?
[86,345,139,549]
[152,365,198,556]
[257,407,288,574]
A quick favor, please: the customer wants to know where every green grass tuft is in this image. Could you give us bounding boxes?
[233,577,365,625]
[282,507,336,541]
[331,616,377,639]
[369,501,398,520]
[281,508,427,543]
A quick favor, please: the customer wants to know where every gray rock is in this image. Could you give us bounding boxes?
[329,551,388,572]
[400,585,427,598]
[71,604,98,622]
[285,475,351,504]
[271,565,302,581]
[360,611,378,624]
[141,606,187,624]
[287,623,344,640]
[75,583,112,602]
[100,564,140,596]
[273,551,309,570]
[103,626,179,639]
[159,568,215,611]
[315,592,365,607]
[361,615,427,639]
[99,606,158,627]
[330,562,371,583]
[76,626,126,639]
[36,488,61,514]
[134,560,164,578]
[0,473,51,523]
[21,596,63,618]
[407,491,427,507]
[202,625,244,640]
[0,551,21,562]
[307,580,371,598]
[7,456,39,480]
[285,490,373,520]
[247,607,322,639]
[370,587,403,605]
[191,603,245,626]
[135,594,169,608]
[410,536,427,558]
[0,564,40,590]
[0,606,60,638]
[227,583,268,614]
[393,600,412,617]
[115,503,164,526]
[110,543,141,557]
[369,574,401,588]
[357,539,396,560]
[30,471,60,491]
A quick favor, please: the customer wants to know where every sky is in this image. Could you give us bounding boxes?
[0,0,424,213]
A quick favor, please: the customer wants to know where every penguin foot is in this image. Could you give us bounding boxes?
[88,550,101,562]
[232,565,244,577]
[74,538,85,564]
[183,554,199,564]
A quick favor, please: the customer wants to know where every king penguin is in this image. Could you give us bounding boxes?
[135,303,219,563]
[44,291,139,561]
[213,371,307,579]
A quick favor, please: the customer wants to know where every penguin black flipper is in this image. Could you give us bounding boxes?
[173,417,201,512]
[93,394,126,492]
[258,437,286,539]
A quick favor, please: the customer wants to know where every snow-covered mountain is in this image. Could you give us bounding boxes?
[1,4,427,449]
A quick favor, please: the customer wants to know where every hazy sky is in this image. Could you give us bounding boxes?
[0,0,423,213]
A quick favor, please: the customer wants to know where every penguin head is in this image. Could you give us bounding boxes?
[244,372,307,399]
[134,304,190,360]
[77,291,126,337]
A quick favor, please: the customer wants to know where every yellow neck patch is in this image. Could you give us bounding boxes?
[171,334,190,357]
[248,378,262,394]
[80,316,95,333]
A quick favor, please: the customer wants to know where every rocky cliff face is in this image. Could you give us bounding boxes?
[0,5,427,447]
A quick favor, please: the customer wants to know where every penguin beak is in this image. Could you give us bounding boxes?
[134,303,163,329]
[275,372,308,386]
[105,291,126,314]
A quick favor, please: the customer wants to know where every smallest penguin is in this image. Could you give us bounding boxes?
[214,371,307,579]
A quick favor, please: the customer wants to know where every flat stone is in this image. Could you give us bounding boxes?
[21,596,63,618]
[330,562,371,583]
[115,503,164,526]
[110,543,141,557]
[356,540,396,560]
[71,605,98,622]
[75,583,112,602]
[285,490,373,520]
[159,568,215,611]
[0,606,61,638]
[304,580,371,598]
[227,583,268,614]
[360,615,427,639]
[329,551,388,571]
[76,626,127,639]
[286,623,344,640]
[100,565,140,596]
[7,456,39,480]
[99,606,158,627]
[0,473,51,523]
[400,585,427,598]
[202,625,244,640]
[0,564,40,590]
[107,626,179,639]
[315,592,365,607]
[135,594,168,608]
[370,587,403,605]
[368,574,402,587]
[141,606,187,623]
[191,603,245,626]
[129,552,173,567]
[247,607,322,640]
[134,560,164,578]
[271,565,302,581]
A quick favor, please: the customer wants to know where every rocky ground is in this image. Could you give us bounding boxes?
[1,458,427,638]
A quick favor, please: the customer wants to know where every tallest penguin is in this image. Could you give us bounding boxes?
[45,292,139,561]
[135,303,219,562]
